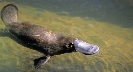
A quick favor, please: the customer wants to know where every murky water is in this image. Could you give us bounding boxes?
[0,0,133,72]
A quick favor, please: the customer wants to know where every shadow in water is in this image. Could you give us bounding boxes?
[3,0,133,28]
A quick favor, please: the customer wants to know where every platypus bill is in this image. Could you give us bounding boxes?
[1,4,99,69]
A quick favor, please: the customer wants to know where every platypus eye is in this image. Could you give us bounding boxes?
[66,43,74,48]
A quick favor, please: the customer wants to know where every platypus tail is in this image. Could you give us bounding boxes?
[1,4,18,25]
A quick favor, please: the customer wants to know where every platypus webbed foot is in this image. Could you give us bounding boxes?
[34,55,51,69]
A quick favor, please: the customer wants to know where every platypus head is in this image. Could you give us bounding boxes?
[73,39,99,55]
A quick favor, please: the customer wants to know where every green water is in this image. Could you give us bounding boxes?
[0,1,133,72]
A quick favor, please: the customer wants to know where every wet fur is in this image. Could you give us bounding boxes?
[7,22,76,56]
[1,4,76,56]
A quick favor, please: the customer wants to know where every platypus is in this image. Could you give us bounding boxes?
[1,4,99,69]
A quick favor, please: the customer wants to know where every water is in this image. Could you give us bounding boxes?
[0,0,133,72]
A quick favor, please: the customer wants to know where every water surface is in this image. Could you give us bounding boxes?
[0,1,133,72]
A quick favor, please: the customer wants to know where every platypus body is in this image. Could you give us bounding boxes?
[1,4,99,69]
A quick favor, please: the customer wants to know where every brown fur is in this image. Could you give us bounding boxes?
[7,22,76,56]
[1,4,77,68]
